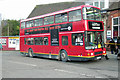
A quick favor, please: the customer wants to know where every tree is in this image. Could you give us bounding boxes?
[2,19,20,36]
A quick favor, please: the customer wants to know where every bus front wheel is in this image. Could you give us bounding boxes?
[28,48,34,58]
[60,50,68,62]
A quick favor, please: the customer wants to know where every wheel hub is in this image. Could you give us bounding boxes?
[29,51,32,57]
[61,53,66,59]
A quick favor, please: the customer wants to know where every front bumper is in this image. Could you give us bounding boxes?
[68,55,104,61]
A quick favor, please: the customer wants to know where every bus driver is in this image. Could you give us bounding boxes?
[75,34,83,46]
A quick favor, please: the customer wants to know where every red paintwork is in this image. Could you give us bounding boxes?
[20,5,106,59]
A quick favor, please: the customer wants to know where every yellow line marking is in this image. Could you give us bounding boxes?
[105,43,120,45]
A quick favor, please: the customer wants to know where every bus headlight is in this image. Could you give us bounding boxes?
[87,53,94,56]
[103,51,106,53]
[91,53,94,56]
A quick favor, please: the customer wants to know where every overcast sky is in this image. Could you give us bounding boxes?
[0,0,74,20]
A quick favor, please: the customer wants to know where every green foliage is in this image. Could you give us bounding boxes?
[2,19,20,36]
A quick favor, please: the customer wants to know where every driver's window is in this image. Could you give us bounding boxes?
[72,33,83,46]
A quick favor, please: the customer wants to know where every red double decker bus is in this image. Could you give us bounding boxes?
[20,5,106,62]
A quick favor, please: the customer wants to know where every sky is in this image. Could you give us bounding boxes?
[0,0,74,20]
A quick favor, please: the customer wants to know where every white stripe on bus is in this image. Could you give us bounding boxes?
[20,31,84,37]
[20,33,50,37]
[59,31,84,34]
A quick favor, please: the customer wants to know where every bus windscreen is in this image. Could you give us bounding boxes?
[85,31,104,49]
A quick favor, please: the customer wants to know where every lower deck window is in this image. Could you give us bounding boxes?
[27,38,34,45]
[62,36,68,45]
[34,37,41,45]
[44,37,48,45]
[34,37,48,45]
[39,37,43,45]
[25,37,48,45]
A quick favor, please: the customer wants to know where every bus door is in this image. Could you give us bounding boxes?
[50,26,59,57]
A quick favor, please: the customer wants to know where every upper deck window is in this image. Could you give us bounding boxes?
[69,10,81,22]
[82,7,101,21]
[35,18,43,26]
[55,13,67,23]
[26,20,34,28]
[21,22,25,29]
[44,16,54,25]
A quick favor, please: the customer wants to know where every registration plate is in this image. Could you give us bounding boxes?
[97,56,101,59]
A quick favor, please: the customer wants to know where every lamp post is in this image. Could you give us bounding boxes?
[8,21,9,36]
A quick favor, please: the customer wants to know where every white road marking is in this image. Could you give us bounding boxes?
[81,74,86,76]
[96,70,101,72]
[94,76,104,78]
[8,61,37,67]
[54,69,75,74]
[54,69,98,78]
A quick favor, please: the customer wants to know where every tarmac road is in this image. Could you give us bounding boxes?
[1,51,119,78]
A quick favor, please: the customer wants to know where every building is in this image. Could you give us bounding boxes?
[102,2,120,43]
[27,2,85,18]
[85,0,109,10]
[0,36,20,50]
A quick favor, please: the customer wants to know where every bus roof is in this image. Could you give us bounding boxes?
[21,5,100,22]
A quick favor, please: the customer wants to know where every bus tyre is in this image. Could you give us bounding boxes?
[28,49,34,58]
[60,50,68,62]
